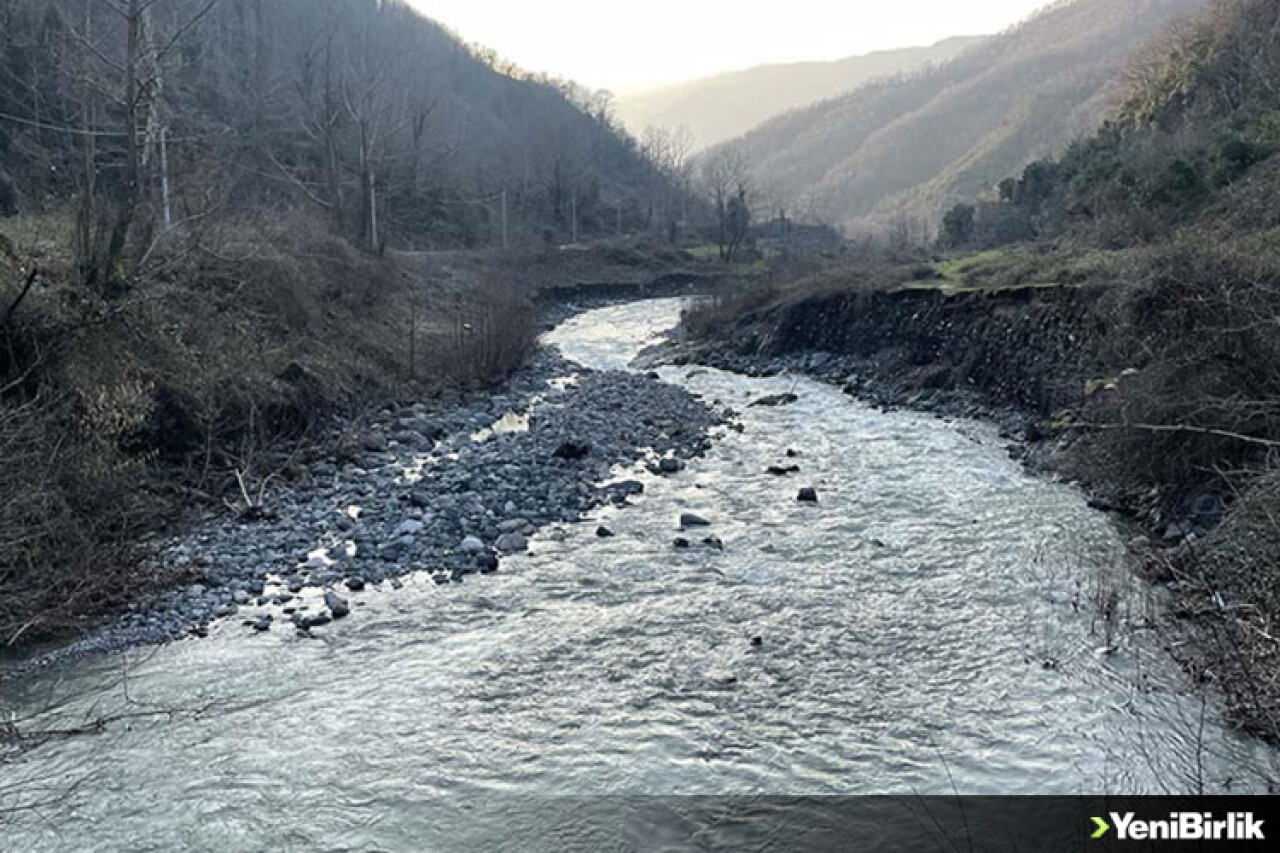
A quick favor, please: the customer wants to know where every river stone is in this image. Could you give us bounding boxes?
[797,488,819,503]
[295,612,332,630]
[679,513,712,529]
[494,532,528,553]
[596,526,616,538]
[324,591,350,619]
[553,440,591,460]
[750,393,799,408]
[656,458,684,474]
[395,519,425,537]
[767,464,801,476]
[476,553,500,574]
[460,535,485,554]
[345,576,367,591]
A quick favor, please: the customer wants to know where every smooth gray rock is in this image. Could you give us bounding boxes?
[494,532,528,553]
[324,591,350,619]
[395,519,425,537]
[750,393,799,408]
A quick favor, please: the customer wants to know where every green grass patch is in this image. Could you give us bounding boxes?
[900,245,1127,295]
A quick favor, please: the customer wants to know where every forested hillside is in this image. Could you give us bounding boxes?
[616,36,985,151]
[0,0,682,253]
[716,0,1207,234]
[956,0,1280,247]
[0,0,692,643]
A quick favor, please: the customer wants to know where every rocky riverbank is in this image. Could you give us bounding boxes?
[5,339,729,677]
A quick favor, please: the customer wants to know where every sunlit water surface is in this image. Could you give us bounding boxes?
[3,299,1276,851]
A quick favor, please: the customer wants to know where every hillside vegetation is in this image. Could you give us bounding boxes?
[0,0,692,644]
[716,0,1207,234]
[616,36,986,151]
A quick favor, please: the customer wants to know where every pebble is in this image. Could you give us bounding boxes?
[395,519,425,537]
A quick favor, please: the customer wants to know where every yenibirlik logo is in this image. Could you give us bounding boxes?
[1091,812,1266,842]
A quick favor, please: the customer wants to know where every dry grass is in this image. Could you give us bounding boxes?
[1160,468,1280,741]
[0,209,540,645]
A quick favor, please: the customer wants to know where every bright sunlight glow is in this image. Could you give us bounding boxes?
[413,0,1058,91]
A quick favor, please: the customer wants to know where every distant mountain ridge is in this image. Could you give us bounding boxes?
[714,0,1210,233]
[616,36,988,150]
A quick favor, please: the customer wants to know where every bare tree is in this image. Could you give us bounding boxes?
[701,144,753,261]
[57,0,218,295]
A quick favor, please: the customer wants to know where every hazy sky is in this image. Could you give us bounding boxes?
[413,0,1057,92]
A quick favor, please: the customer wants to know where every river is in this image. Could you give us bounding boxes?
[2,298,1275,851]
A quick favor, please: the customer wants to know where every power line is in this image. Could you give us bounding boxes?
[0,110,126,138]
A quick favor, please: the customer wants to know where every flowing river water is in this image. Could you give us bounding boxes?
[2,299,1277,851]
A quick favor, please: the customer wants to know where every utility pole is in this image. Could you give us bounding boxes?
[160,125,172,230]
[368,170,378,251]
[501,189,508,250]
